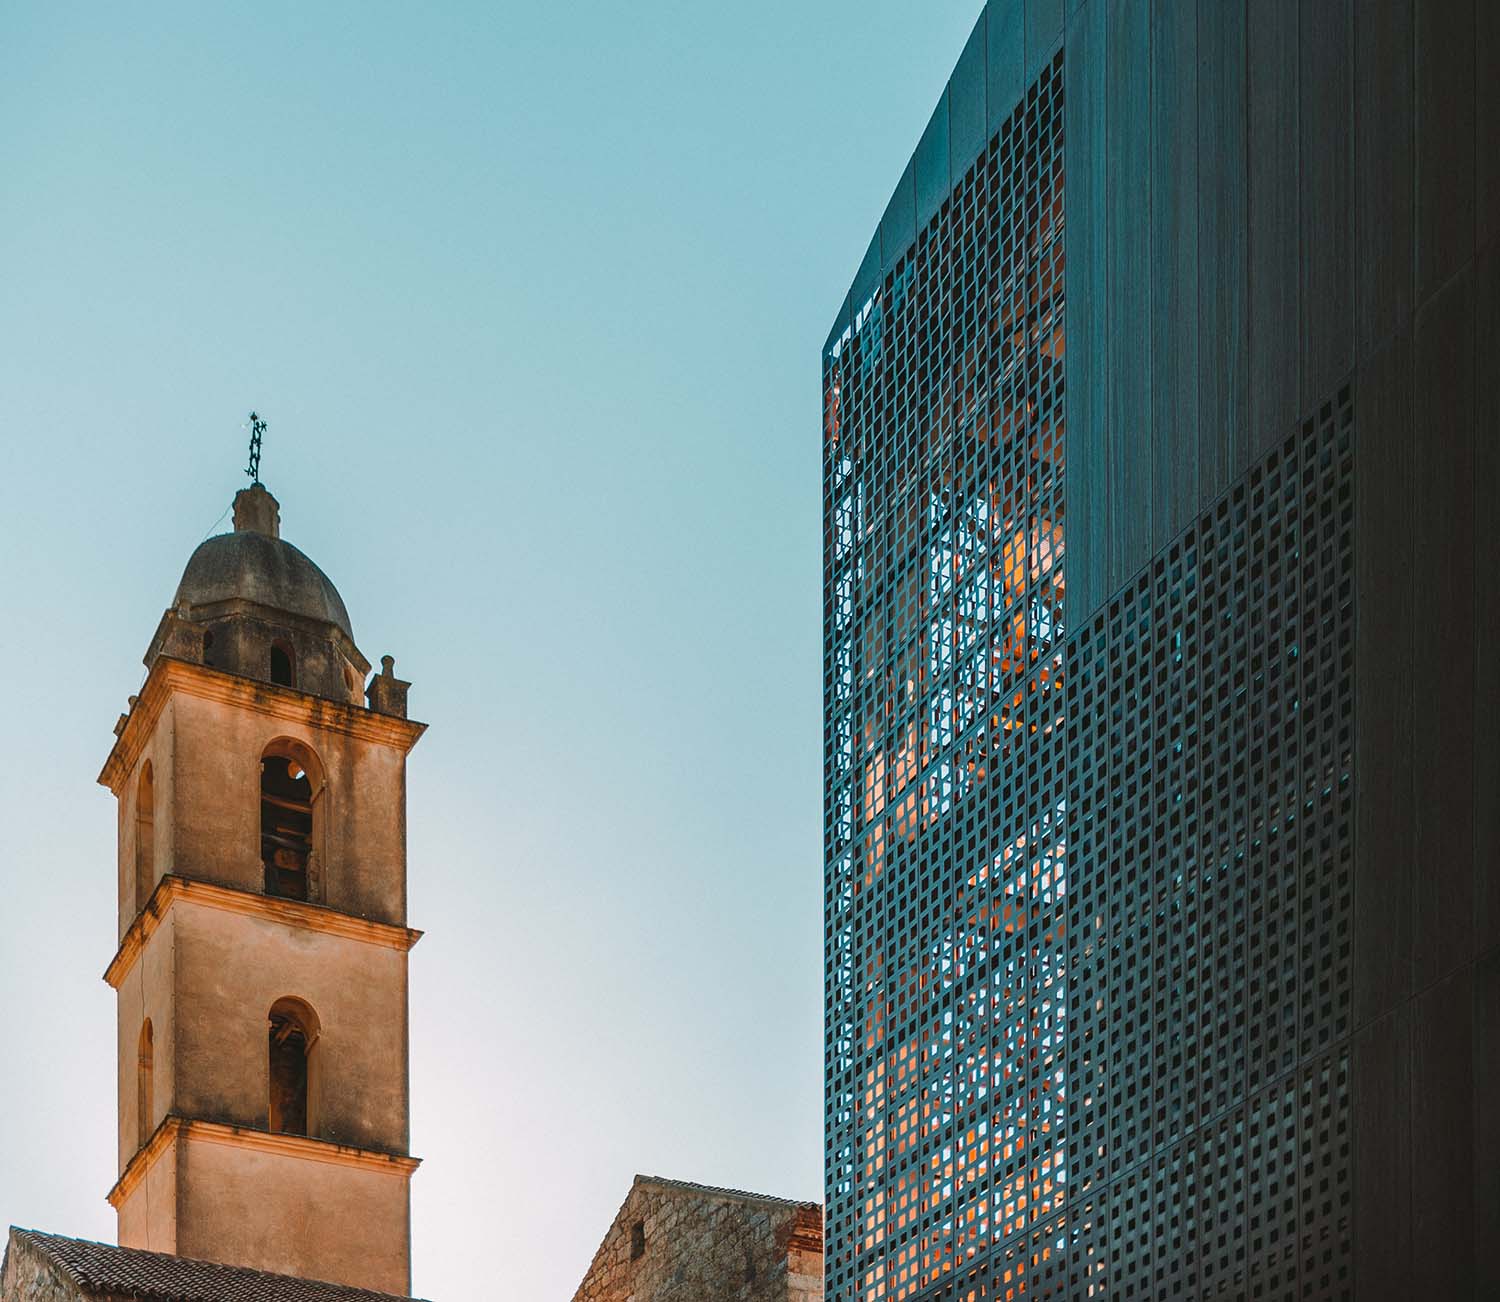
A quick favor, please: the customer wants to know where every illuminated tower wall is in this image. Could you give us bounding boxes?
[822,3,1497,1300]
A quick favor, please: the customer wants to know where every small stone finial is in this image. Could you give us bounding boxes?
[233,483,281,538]
[366,653,411,718]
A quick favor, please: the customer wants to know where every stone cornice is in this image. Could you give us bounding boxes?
[99,657,426,793]
[107,1115,420,1208]
[104,875,422,989]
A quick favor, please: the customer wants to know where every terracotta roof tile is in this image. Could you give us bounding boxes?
[11,1228,425,1302]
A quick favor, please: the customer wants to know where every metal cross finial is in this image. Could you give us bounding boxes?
[245,411,267,485]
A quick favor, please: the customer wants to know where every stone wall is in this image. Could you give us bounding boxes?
[1,1235,85,1302]
[572,1178,822,1302]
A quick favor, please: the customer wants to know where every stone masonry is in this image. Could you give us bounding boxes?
[0,1239,75,1302]
[572,1176,822,1302]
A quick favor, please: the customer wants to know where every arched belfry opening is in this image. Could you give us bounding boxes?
[134,762,155,915]
[270,638,296,687]
[137,1019,154,1150]
[259,741,322,902]
[267,997,320,1136]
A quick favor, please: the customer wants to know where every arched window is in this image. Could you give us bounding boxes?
[137,1019,154,1149]
[267,997,320,1136]
[260,742,321,901]
[202,628,215,667]
[134,762,155,914]
[270,639,296,687]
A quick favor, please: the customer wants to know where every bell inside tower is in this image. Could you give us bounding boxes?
[260,756,312,900]
[267,999,318,1136]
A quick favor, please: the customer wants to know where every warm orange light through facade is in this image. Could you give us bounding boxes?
[823,55,1066,1302]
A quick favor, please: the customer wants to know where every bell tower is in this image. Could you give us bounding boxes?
[98,482,425,1295]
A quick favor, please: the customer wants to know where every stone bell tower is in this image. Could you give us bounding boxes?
[98,483,424,1295]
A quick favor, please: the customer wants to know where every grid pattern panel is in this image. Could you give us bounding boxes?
[823,45,1355,1302]
[1064,393,1355,1300]
[822,53,1067,1302]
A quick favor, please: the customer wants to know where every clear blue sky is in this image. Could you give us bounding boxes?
[0,5,983,1297]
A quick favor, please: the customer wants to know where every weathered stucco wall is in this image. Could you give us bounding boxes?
[171,1133,411,1293]
[117,712,175,937]
[102,666,421,1297]
[115,681,412,937]
[114,911,175,1173]
[166,899,410,1149]
[573,1179,822,1302]
[114,1141,177,1254]
[165,690,409,926]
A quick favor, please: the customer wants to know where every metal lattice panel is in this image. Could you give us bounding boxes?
[823,52,1066,1302]
[823,39,1354,1302]
[1062,395,1353,1300]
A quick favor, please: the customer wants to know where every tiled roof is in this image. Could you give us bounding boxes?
[633,1174,821,1211]
[9,1229,425,1302]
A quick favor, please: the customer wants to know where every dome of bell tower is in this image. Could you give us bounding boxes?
[172,487,354,641]
[144,484,371,704]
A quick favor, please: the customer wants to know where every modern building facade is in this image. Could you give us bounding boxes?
[821,3,1496,1299]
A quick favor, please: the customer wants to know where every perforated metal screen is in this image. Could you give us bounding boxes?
[1063,395,1354,1300]
[823,53,1067,1302]
[822,49,1355,1302]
